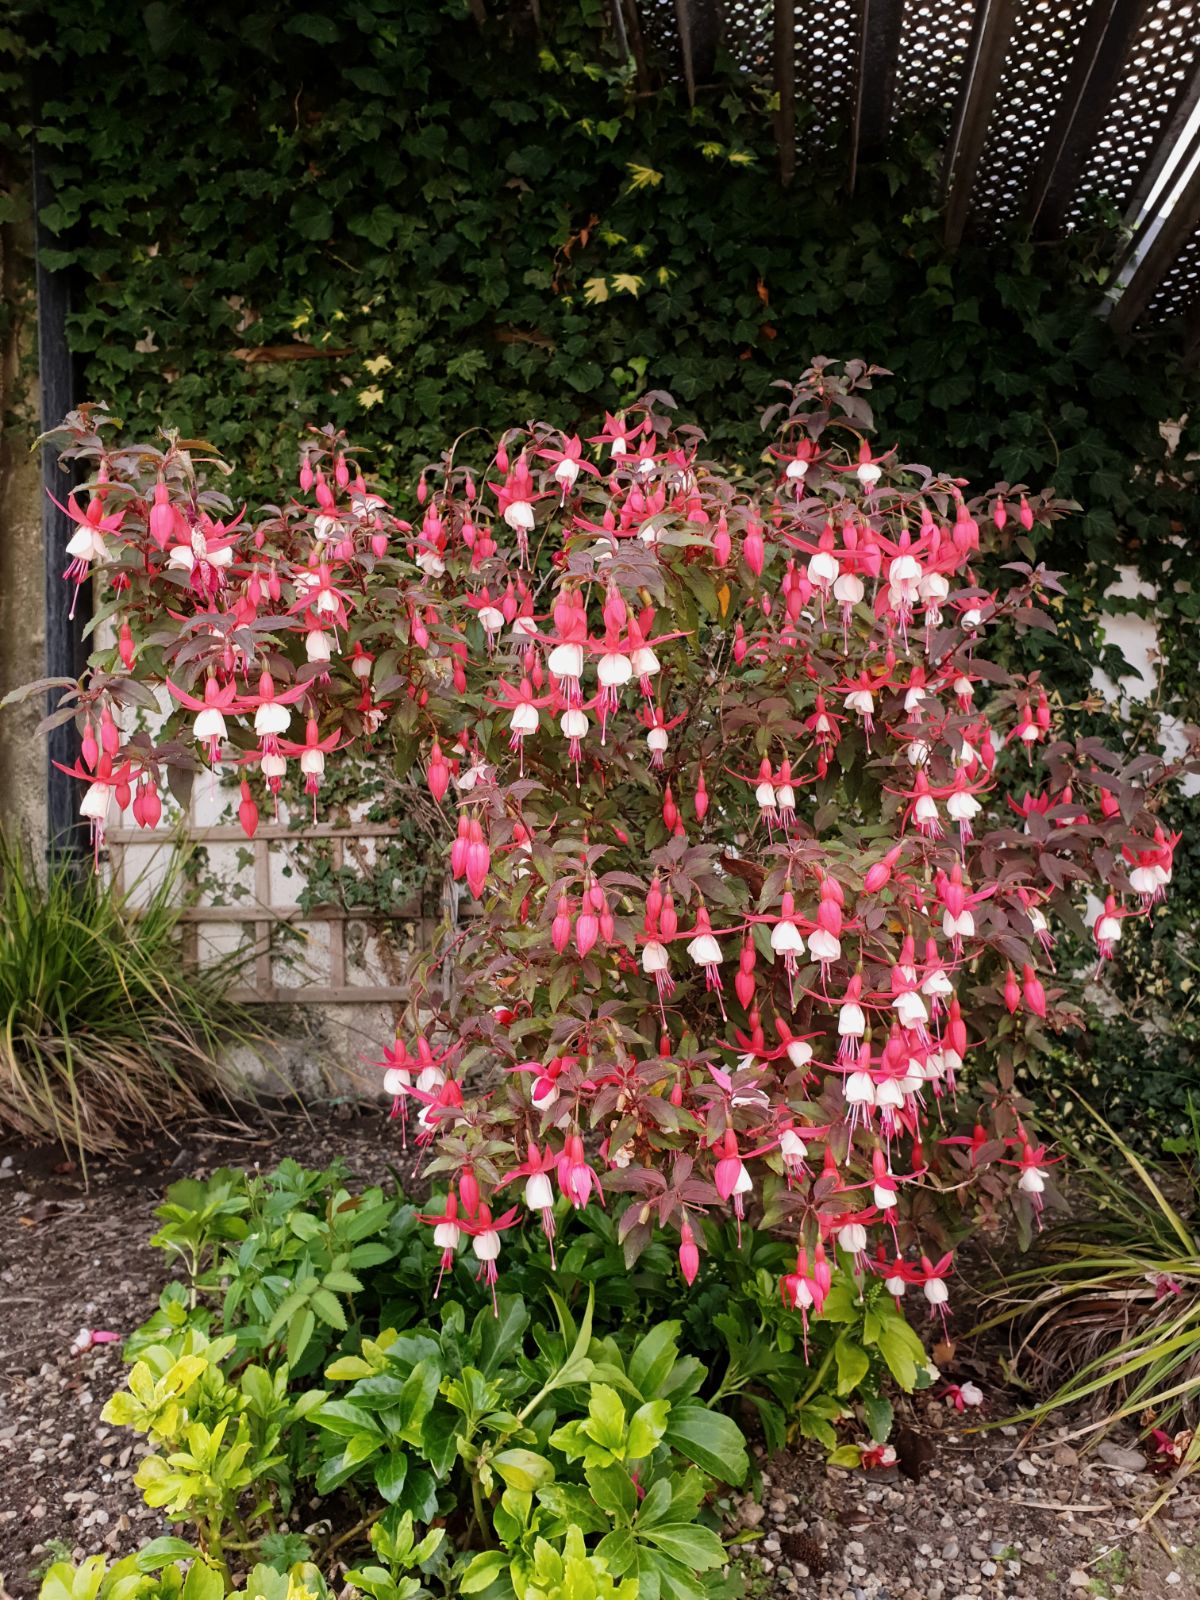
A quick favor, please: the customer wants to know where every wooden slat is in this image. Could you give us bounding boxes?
[254,834,273,997]
[620,0,652,92]
[849,0,904,192]
[673,0,722,105]
[1024,0,1149,235]
[33,119,88,861]
[172,902,426,923]
[1110,154,1200,333]
[1121,57,1200,233]
[329,836,347,990]
[107,822,404,843]
[773,0,796,188]
[227,985,408,1005]
[941,0,1020,248]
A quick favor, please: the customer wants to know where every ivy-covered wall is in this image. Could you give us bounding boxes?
[7,5,1197,563]
[3,0,1198,1132]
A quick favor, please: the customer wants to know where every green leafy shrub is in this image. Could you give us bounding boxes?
[81,1157,960,1596]
[96,1162,752,1597]
[0,831,254,1164]
[1018,791,1200,1152]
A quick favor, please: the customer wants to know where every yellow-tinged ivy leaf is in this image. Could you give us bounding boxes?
[612,273,644,297]
[626,162,663,190]
[699,141,724,160]
[358,386,385,409]
[583,277,610,305]
[363,354,393,376]
[728,149,756,165]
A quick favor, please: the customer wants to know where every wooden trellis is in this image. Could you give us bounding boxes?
[108,822,444,1004]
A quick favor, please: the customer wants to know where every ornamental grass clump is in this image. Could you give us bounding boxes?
[29,358,1176,1337]
[0,832,252,1164]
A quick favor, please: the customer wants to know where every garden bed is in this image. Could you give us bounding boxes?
[1,1109,1197,1600]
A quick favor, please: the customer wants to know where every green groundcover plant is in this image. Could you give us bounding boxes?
[61,1161,754,1600]
[45,1157,945,1600]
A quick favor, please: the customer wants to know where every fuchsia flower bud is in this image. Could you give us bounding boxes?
[735,934,756,1010]
[1022,963,1047,1018]
[713,517,731,566]
[679,1220,699,1285]
[238,780,259,839]
[459,1167,480,1217]
[1004,968,1021,1014]
[149,481,174,549]
[428,742,454,806]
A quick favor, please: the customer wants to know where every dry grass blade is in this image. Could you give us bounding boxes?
[978,1100,1200,1458]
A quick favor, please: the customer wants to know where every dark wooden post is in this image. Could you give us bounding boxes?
[32,121,88,861]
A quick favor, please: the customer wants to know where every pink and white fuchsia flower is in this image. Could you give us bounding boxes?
[39,374,1174,1339]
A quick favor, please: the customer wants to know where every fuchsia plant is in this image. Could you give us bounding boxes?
[30,359,1178,1332]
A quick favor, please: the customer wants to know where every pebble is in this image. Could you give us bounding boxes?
[1097,1442,1147,1474]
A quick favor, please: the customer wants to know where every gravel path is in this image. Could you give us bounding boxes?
[1,1106,1197,1599]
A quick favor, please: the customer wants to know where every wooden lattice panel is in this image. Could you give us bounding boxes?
[108,823,438,1005]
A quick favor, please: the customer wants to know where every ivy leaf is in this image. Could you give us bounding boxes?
[349,207,399,248]
[285,12,341,42]
[290,195,334,242]
[446,348,488,383]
